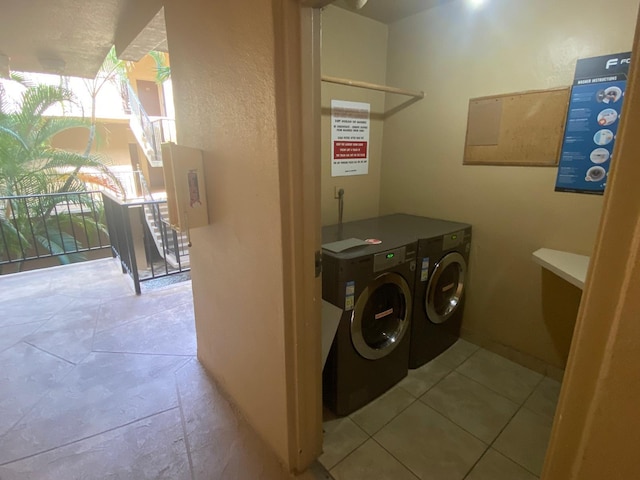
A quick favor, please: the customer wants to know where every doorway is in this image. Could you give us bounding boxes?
[136,79,163,117]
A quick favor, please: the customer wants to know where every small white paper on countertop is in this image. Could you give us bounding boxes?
[322,238,368,253]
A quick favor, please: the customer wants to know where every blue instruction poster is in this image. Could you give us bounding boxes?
[555,52,631,194]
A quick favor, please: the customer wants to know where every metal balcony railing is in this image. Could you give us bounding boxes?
[127,84,176,168]
[1,190,190,293]
[102,192,189,294]
[0,192,110,270]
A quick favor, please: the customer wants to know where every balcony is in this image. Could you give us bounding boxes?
[0,259,321,479]
[1,191,190,294]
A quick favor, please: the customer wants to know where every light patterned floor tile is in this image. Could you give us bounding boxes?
[374,402,486,480]
[350,385,415,435]
[524,377,561,419]
[0,322,45,353]
[0,294,73,327]
[93,302,195,356]
[175,359,295,480]
[319,417,369,470]
[0,352,186,464]
[420,371,519,443]
[0,343,74,437]
[493,407,553,476]
[331,439,418,480]
[398,358,452,397]
[23,306,101,364]
[457,349,543,403]
[466,448,538,480]
[0,409,191,480]
[433,338,480,369]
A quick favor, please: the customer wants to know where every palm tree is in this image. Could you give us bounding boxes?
[0,81,120,269]
[80,46,130,157]
[0,83,119,195]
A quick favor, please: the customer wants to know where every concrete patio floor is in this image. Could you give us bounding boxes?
[0,258,329,480]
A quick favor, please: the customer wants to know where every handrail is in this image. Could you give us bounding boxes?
[127,84,161,166]
[0,191,103,201]
[101,190,165,207]
[126,83,177,168]
[0,191,109,269]
[102,192,190,294]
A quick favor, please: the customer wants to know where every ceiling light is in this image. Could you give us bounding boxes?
[468,0,486,8]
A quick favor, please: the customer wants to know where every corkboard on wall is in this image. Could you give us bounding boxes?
[464,87,571,166]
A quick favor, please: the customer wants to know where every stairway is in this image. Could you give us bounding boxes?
[143,201,190,269]
[127,84,176,168]
[124,82,184,269]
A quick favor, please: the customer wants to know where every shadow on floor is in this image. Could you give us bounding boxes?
[0,258,329,479]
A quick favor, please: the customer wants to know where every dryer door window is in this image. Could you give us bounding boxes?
[426,252,467,324]
[351,272,412,360]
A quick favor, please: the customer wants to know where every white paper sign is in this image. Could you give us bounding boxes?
[331,100,370,177]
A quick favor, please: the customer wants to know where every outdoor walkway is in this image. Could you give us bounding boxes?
[0,259,328,480]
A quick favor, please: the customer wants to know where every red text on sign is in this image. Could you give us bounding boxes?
[333,141,368,159]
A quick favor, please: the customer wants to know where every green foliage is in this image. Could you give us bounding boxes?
[0,190,110,267]
[0,83,121,197]
[0,79,120,268]
[149,51,171,84]
[81,46,131,156]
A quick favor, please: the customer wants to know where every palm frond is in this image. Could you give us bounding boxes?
[35,232,85,264]
[90,46,131,97]
[15,84,78,129]
[0,216,32,260]
[148,51,171,84]
[0,124,29,151]
[53,208,103,246]
[9,72,33,87]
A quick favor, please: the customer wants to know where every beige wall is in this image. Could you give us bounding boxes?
[164,0,291,468]
[321,5,388,225]
[52,122,134,167]
[380,0,639,368]
[128,54,170,117]
[544,9,640,476]
[128,54,166,84]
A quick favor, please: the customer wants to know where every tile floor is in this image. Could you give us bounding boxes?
[320,340,562,480]
[0,259,329,480]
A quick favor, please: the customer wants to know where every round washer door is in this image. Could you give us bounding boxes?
[351,272,412,360]
[425,252,467,324]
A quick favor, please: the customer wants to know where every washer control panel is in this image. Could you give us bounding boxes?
[373,246,406,272]
[443,230,467,250]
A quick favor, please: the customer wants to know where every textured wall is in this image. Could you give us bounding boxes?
[544,10,640,475]
[320,6,388,225]
[163,0,290,465]
[52,122,134,166]
[380,0,640,368]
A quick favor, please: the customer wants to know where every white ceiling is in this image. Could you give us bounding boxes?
[333,0,451,24]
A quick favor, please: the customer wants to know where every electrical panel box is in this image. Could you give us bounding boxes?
[161,142,209,232]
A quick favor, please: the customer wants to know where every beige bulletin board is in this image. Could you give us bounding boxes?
[463,87,570,166]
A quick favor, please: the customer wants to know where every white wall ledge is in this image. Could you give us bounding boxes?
[532,248,590,290]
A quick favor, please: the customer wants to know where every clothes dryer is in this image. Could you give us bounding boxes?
[322,217,417,416]
[410,223,472,368]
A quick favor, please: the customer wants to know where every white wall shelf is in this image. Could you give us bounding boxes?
[532,248,590,290]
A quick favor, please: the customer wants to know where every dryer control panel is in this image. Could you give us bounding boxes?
[373,246,407,272]
[443,230,468,250]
